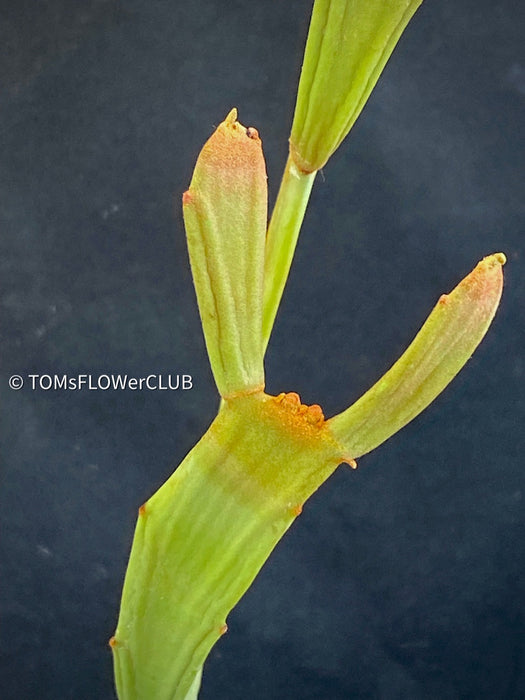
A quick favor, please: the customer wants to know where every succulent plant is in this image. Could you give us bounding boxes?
[111,2,505,698]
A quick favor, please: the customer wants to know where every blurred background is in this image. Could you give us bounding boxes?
[1,1,523,698]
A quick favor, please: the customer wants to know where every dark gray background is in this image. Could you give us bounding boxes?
[1,1,523,698]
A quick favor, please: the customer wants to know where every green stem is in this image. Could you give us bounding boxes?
[182,667,202,700]
[327,253,505,458]
[112,392,344,700]
[262,154,316,350]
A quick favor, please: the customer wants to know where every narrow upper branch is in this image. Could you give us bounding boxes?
[327,253,506,458]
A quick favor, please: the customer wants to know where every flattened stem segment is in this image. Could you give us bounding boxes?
[112,392,345,700]
[183,109,267,398]
[328,254,505,458]
[290,0,424,172]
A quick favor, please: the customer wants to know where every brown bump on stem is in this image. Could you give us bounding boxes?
[138,503,147,517]
[219,623,228,636]
[246,126,259,140]
[182,190,193,206]
[282,392,301,410]
[305,404,324,426]
[438,294,449,305]
[109,636,118,649]
[291,503,303,517]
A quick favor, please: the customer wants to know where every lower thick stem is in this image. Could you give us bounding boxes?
[112,392,344,700]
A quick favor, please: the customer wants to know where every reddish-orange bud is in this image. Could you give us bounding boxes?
[187,108,264,195]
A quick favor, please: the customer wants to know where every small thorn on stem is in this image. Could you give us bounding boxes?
[109,636,118,649]
[291,503,303,517]
[219,623,228,636]
[225,108,238,124]
[138,503,147,517]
